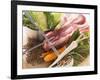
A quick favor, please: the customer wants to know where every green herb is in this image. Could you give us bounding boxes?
[49,31,89,67]
[23,14,37,30]
[51,13,61,27]
[44,12,55,30]
[23,11,62,31]
[44,12,61,30]
[67,29,80,46]
[68,32,90,66]
[28,11,48,31]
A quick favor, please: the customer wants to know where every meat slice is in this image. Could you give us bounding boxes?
[43,14,89,51]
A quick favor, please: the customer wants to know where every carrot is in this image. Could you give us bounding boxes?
[40,51,50,58]
[58,47,65,53]
[44,53,57,62]
[43,47,65,62]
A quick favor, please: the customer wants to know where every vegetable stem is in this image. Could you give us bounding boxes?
[49,41,78,67]
[49,34,88,67]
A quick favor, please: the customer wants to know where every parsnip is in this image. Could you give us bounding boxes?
[49,34,88,67]
[49,41,78,67]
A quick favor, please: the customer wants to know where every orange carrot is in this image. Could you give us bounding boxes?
[43,47,65,62]
[44,53,57,62]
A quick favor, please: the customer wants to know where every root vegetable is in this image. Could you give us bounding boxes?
[43,47,65,62]
[44,53,57,62]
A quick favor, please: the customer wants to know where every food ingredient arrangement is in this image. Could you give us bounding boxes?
[22,11,90,68]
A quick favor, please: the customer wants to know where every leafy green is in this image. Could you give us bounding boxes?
[67,29,80,46]
[68,32,90,66]
[44,12,61,30]
[28,11,48,31]
[44,12,55,30]
[23,12,62,31]
[23,14,37,30]
[51,13,61,27]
